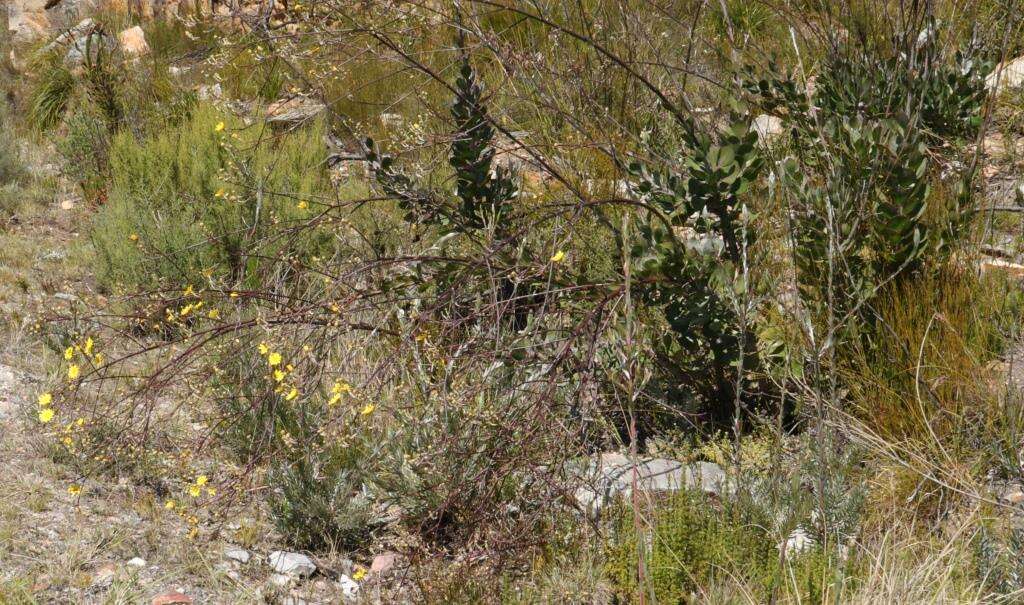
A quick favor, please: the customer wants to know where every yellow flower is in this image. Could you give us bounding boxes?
[284,387,299,401]
[550,250,566,263]
[195,475,208,487]
[188,485,201,498]
[273,369,286,382]
[164,499,176,510]
[68,484,82,496]
[360,403,375,416]
[207,309,220,320]
[352,567,367,581]
[332,381,351,394]
[258,343,269,355]
[206,487,216,497]
[215,121,226,132]
[214,188,226,198]
[94,353,104,365]
[297,200,309,209]
[67,364,80,380]
[328,394,342,406]
[267,352,282,367]
[39,408,55,423]
[64,346,74,360]
[62,435,73,447]
[38,392,53,407]
[128,233,139,242]
[84,337,94,355]
[183,284,195,297]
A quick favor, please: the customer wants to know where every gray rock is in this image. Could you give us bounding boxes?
[266,97,326,125]
[338,574,360,601]
[127,557,147,568]
[196,83,223,102]
[987,56,1024,93]
[267,551,316,578]
[752,114,784,144]
[269,572,293,588]
[224,546,251,564]
[573,453,727,514]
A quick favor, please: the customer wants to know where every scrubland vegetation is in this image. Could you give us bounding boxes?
[4,0,1024,602]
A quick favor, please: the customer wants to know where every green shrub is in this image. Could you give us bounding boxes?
[90,103,334,291]
[28,59,75,131]
[605,492,836,603]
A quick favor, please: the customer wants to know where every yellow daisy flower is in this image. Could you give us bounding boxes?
[39,408,55,423]
[267,352,282,367]
[38,392,53,407]
[67,365,80,380]
[360,403,375,416]
[550,250,566,263]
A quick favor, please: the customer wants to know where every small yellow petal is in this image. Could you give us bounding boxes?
[284,387,299,401]
[215,121,226,132]
[550,250,565,263]
[196,475,208,486]
[38,392,53,407]
[188,485,201,498]
[84,337,94,355]
[353,568,367,581]
[273,369,286,382]
[39,408,55,423]
[67,365,80,380]
[68,484,82,496]
[360,403,375,416]
[64,347,74,360]
[267,352,282,367]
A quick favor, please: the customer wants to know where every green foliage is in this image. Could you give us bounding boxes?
[605,492,834,603]
[57,106,111,204]
[212,348,373,551]
[0,108,24,186]
[365,56,517,235]
[28,59,75,131]
[90,103,332,291]
[450,56,517,232]
[627,115,767,425]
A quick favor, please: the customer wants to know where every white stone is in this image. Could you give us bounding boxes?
[779,527,815,554]
[987,56,1024,92]
[573,453,727,514]
[267,551,316,578]
[127,557,147,568]
[118,26,150,56]
[224,546,251,564]
[752,114,784,143]
[338,574,360,600]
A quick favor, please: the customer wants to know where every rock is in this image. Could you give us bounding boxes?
[980,258,1024,279]
[573,453,727,514]
[90,562,117,589]
[267,551,316,578]
[266,96,326,125]
[151,591,193,605]
[127,557,147,568]
[39,17,94,56]
[118,26,150,56]
[370,551,399,575]
[224,546,251,564]
[987,56,1024,93]
[779,527,815,554]
[196,83,222,102]
[752,114,785,144]
[1000,486,1024,504]
[7,0,51,42]
[338,574,360,600]
[269,573,293,588]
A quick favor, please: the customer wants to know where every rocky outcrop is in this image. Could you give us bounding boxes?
[573,452,727,514]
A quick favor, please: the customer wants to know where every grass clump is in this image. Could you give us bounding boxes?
[90,103,333,291]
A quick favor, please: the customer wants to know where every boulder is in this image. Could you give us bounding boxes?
[224,546,251,564]
[7,0,52,42]
[151,591,193,605]
[266,96,327,125]
[573,453,727,514]
[267,551,316,578]
[370,551,399,575]
[118,25,150,56]
[338,575,360,600]
[986,56,1024,93]
[752,113,785,144]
